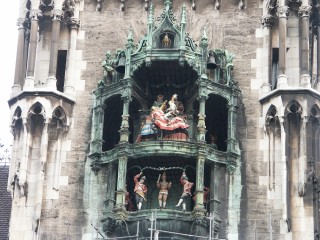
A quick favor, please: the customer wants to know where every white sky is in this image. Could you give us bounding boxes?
[0,1,19,147]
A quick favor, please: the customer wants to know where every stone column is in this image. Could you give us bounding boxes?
[279,118,289,235]
[316,16,320,91]
[90,94,105,154]
[64,17,80,96]
[298,116,308,195]
[261,15,274,94]
[227,95,237,152]
[47,9,63,89]
[115,155,128,207]
[119,94,132,143]
[18,119,30,196]
[197,95,207,142]
[12,18,27,95]
[299,5,312,88]
[24,9,42,90]
[34,120,49,234]
[277,6,289,89]
[195,151,205,209]
[209,163,220,213]
[22,22,30,85]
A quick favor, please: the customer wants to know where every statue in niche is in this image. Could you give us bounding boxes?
[156,171,172,209]
[164,94,179,123]
[102,51,115,84]
[135,116,157,142]
[209,133,217,149]
[152,94,166,109]
[225,50,235,85]
[151,94,189,131]
[137,94,189,142]
[175,172,194,211]
[133,172,147,210]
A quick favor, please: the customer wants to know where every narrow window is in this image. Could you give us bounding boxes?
[271,48,279,90]
[56,50,67,92]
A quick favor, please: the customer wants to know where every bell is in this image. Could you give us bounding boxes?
[207,53,218,70]
[115,55,126,74]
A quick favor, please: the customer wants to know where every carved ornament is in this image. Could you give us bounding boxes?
[277,6,289,19]
[30,9,43,20]
[67,17,80,29]
[298,5,312,18]
[261,14,274,27]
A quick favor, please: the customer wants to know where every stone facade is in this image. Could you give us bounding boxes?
[6,0,320,239]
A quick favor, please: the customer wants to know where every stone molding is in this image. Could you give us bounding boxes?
[298,5,312,18]
[277,6,289,19]
[261,14,274,27]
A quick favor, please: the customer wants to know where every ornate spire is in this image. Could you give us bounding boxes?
[148,3,154,24]
[201,27,208,44]
[181,3,186,24]
[164,0,172,11]
[127,27,134,44]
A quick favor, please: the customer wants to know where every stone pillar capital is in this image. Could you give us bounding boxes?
[67,17,80,30]
[52,9,64,21]
[30,9,42,20]
[261,14,274,28]
[277,6,289,19]
[298,5,312,18]
[16,18,26,28]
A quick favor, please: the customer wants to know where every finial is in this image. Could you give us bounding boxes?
[191,0,196,10]
[144,0,149,10]
[127,26,134,43]
[164,0,172,11]
[181,3,186,24]
[201,27,208,42]
[148,3,154,24]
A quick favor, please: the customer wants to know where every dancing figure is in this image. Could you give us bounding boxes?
[134,172,147,210]
[156,172,172,209]
[175,172,194,211]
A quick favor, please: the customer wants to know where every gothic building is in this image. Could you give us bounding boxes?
[6,0,320,239]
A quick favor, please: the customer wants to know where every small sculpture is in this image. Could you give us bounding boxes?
[152,94,165,109]
[175,172,194,211]
[164,94,179,124]
[134,172,147,210]
[102,51,115,84]
[156,172,172,209]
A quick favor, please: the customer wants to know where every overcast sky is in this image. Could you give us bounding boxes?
[0,1,19,147]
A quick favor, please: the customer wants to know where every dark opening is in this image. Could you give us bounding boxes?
[102,95,122,151]
[205,95,228,151]
[56,50,67,92]
[271,48,279,90]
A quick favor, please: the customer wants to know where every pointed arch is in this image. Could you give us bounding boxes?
[284,100,303,117]
[11,107,23,139]
[50,106,68,130]
[310,104,320,118]
[28,102,46,119]
[265,104,278,125]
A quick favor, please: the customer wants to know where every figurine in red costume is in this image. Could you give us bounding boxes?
[175,172,194,211]
[134,172,147,210]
